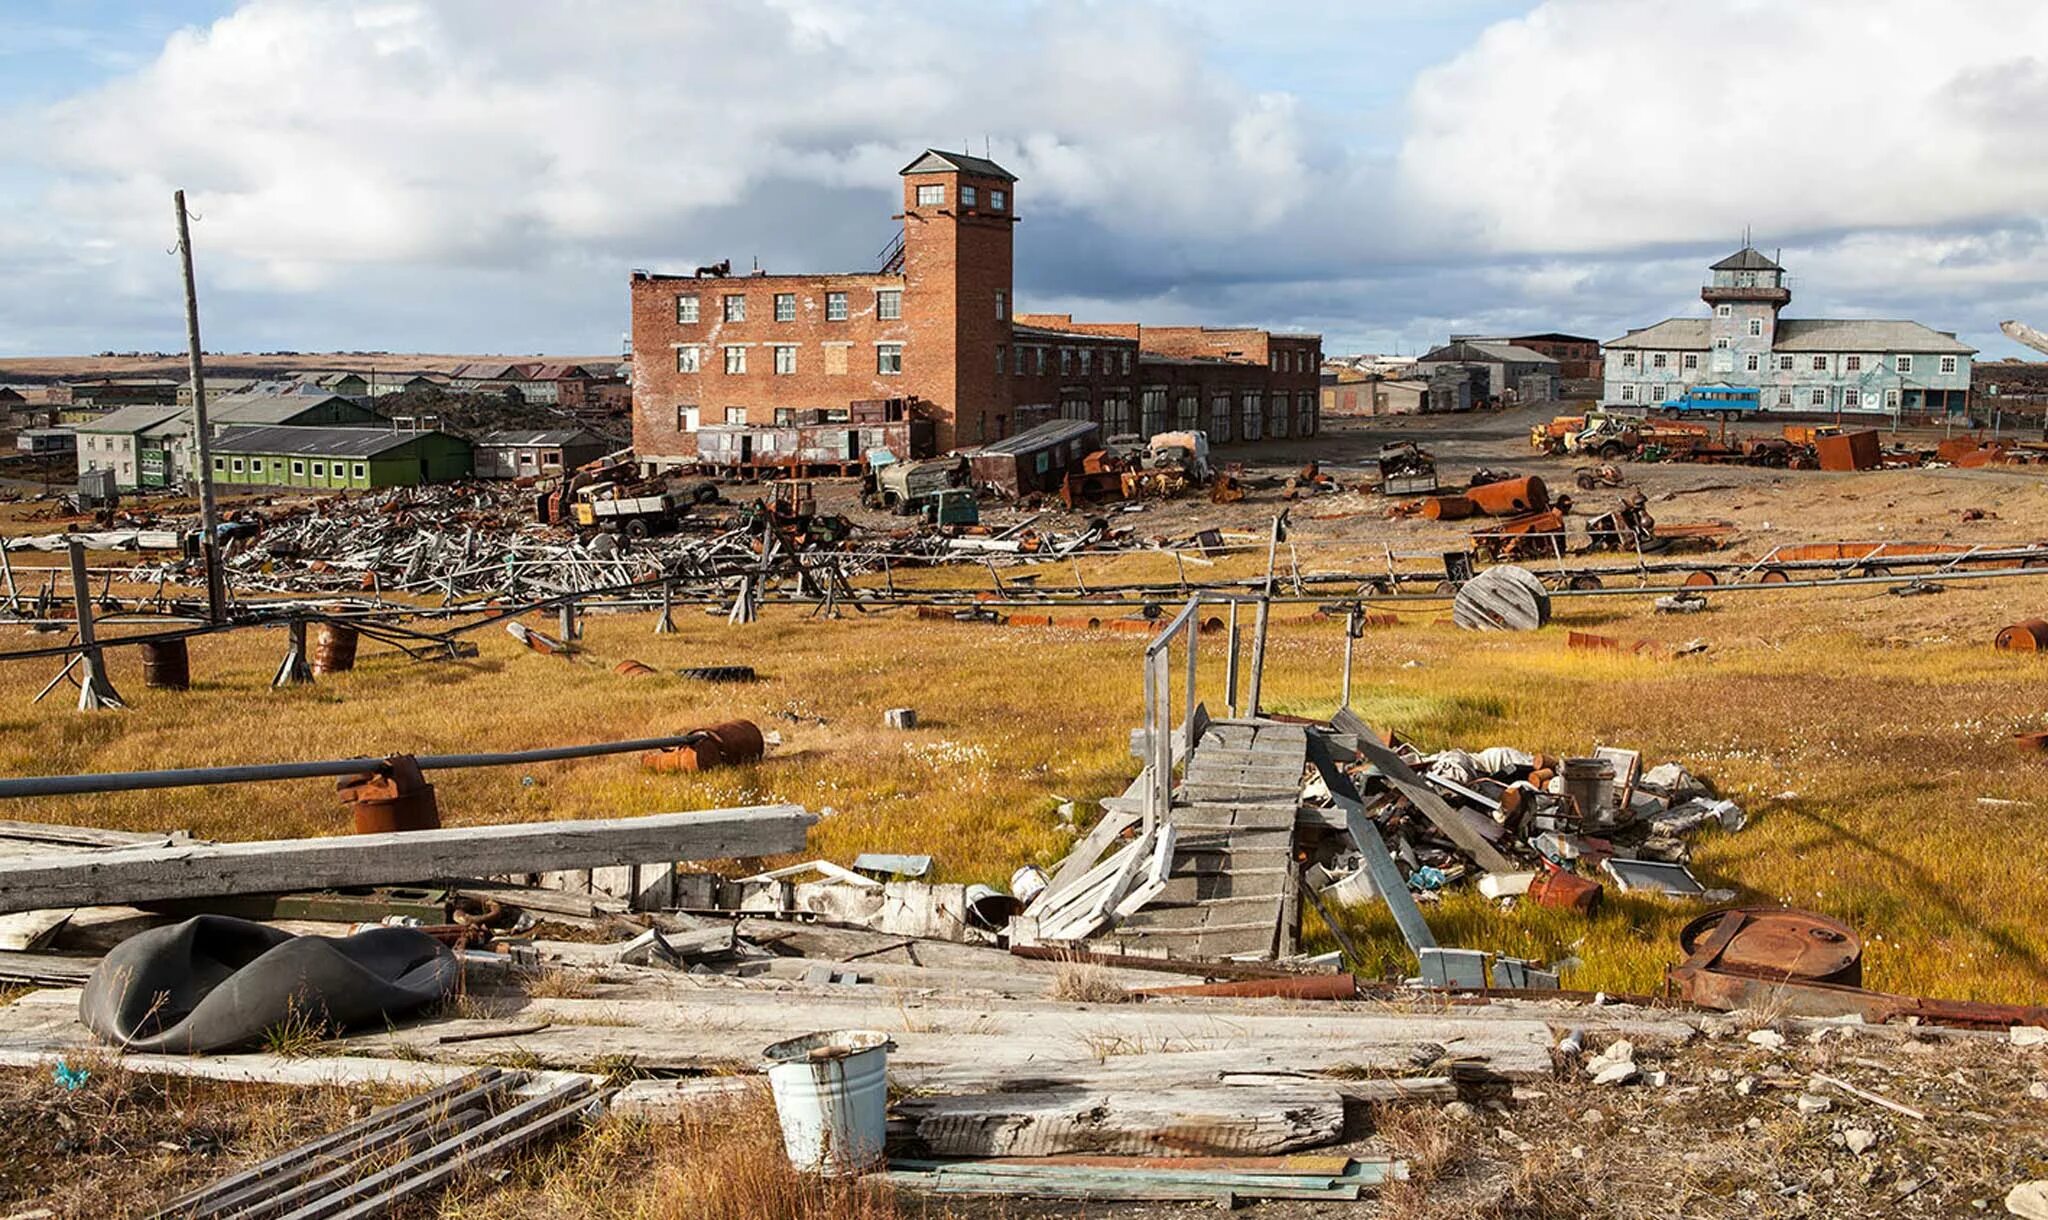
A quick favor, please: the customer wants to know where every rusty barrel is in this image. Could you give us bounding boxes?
[1996,619,2048,651]
[1465,476,1549,518]
[139,638,191,690]
[1420,495,1475,521]
[311,623,359,675]
[615,659,657,677]
[642,719,765,773]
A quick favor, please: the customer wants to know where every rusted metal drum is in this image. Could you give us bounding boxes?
[1995,619,2048,651]
[139,638,191,690]
[1528,870,1602,915]
[349,785,441,834]
[1421,495,1475,521]
[1757,567,1791,584]
[641,719,766,773]
[1464,477,1548,518]
[1679,907,1862,985]
[614,659,657,677]
[1683,570,1719,587]
[311,623,359,675]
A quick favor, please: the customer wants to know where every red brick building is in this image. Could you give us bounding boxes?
[628,150,1321,471]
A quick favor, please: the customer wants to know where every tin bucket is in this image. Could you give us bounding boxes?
[763,1030,892,1175]
[1010,865,1049,906]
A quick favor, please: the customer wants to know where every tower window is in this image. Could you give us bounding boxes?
[1745,353,1760,372]
[916,184,944,207]
[826,291,848,321]
[1748,318,1763,337]
[722,295,746,322]
[991,189,1006,211]
[1716,304,1732,318]
[877,289,902,320]
[774,293,796,322]
[1714,338,1730,351]
[960,185,977,208]
[877,344,903,375]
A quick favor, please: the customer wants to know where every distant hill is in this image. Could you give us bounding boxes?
[0,352,620,385]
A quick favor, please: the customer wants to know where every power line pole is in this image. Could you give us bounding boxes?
[175,189,225,623]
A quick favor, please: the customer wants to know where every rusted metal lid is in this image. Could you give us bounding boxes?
[1680,907,1863,984]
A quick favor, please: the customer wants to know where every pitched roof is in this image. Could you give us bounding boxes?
[1418,339,1560,365]
[74,404,188,435]
[212,424,451,457]
[477,429,605,447]
[1771,318,1976,354]
[1711,246,1782,271]
[974,418,1100,456]
[899,149,1016,182]
[1603,319,1713,350]
[209,392,357,425]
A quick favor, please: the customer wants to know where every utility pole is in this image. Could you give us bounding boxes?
[175,190,225,623]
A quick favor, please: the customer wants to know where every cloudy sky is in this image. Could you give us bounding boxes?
[2,0,2045,359]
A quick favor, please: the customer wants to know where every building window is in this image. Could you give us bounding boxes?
[877,343,903,375]
[676,405,693,430]
[1745,354,1760,372]
[292,460,306,476]
[1059,348,1073,375]
[1683,353,1699,370]
[1268,391,1289,438]
[676,346,701,373]
[995,345,1006,375]
[1209,393,1231,442]
[1778,388,1793,406]
[1241,392,1262,440]
[1845,355,1862,372]
[1620,384,1636,402]
[1121,350,1132,374]
[229,457,244,473]
[1897,355,1913,374]
[1714,338,1730,351]
[1885,388,1900,408]
[1622,352,1637,369]
[1941,355,1958,374]
[1715,304,1731,318]
[1650,384,1667,403]
[1652,353,1667,369]
[1033,347,1046,375]
[717,407,743,424]
[774,293,795,322]
[916,184,944,207]
[353,463,367,479]
[311,462,325,478]
[1745,319,1760,337]
[1845,388,1862,409]
[825,291,848,321]
[1140,386,1168,435]
[773,345,796,375]
[1175,391,1199,430]
[1078,348,1092,376]
[1104,393,1131,433]
[1299,391,1317,436]
[1810,387,1827,407]
[823,345,848,375]
[773,408,795,425]
[960,185,977,207]
[991,189,1006,211]
[675,295,699,324]
[724,346,746,374]
[877,289,902,320]
[1270,353,1282,372]
[722,294,745,322]
[1811,355,1827,371]
[994,290,1006,320]
[1780,354,1795,370]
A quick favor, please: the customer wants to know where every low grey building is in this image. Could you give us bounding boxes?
[1604,248,1976,416]
[1415,340,1560,402]
[473,429,613,479]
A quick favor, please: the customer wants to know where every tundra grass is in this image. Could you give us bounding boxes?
[1,574,2045,1005]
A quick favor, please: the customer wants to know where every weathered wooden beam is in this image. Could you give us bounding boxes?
[0,806,814,914]
[1347,725,1516,875]
[894,1083,1344,1157]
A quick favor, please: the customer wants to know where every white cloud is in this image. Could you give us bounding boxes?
[1398,0,2048,254]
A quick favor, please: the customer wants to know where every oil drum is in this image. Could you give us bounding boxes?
[139,638,190,690]
[311,623,359,674]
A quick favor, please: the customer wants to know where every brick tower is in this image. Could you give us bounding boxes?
[898,149,1017,448]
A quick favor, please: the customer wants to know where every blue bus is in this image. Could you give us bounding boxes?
[1665,385,1761,416]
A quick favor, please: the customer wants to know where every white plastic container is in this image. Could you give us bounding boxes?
[1010,865,1050,906]
[762,1029,892,1175]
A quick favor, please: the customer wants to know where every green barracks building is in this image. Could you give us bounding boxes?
[210,425,473,490]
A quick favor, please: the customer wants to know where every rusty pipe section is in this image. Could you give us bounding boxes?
[0,731,738,800]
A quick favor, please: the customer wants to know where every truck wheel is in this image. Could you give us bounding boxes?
[624,519,651,540]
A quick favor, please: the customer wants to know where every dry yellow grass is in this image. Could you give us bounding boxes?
[1,564,2046,1004]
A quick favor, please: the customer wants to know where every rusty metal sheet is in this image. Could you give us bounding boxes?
[1677,907,1861,984]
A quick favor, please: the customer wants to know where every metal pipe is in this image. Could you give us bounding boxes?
[0,731,717,800]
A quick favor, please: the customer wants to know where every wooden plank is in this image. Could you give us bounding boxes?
[0,950,95,985]
[0,820,171,849]
[0,910,72,953]
[894,1084,1343,1158]
[1349,733,1515,875]
[0,805,815,914]
[1038,808,1138,909]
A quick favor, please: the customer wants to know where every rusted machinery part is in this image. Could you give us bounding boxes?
[1464,476,1549,517]
[1757,567,1792,584]
[1136,973,1359,1001]
[614,659,658,676]
[1677,906,1862,985]
[1995,619,2048,651]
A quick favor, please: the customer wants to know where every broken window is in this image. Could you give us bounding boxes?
[823,346,848,375]
[675,294,699,324]
[724,346,746,374]
[722,295,745,322]
[773,345,796,375]
[676,346,700,373]
[724,407,747,424]
[1209,393,1230,442]
[877,344,903,375]
[774,293,795,322]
